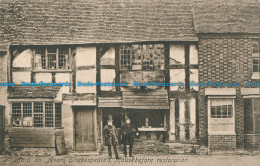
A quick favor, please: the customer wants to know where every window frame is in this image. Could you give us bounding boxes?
[207,97,236,135]
[252,40,260,79]
[11,101,62,128]
[252,98,260,134]
[33,47,72,71]
[119,44,165,71]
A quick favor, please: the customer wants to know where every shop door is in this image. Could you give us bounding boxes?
[74,107,96,151]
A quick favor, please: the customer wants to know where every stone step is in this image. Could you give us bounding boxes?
[100,140,202,155]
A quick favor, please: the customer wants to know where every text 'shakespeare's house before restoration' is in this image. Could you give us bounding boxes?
[0,0,259,155]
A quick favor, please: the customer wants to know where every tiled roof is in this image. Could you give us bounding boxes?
[0,0,259,45]
[193,0,259,34]
[8,86,61,98]
[0,0,197,45]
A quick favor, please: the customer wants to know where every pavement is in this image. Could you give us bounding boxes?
[0,153,259,166]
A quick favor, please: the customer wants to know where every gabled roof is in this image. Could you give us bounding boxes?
[0,0,259,46]
[8,86,61,99]
[0,0,197,45]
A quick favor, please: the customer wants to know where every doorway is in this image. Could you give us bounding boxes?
[74,106,96,151]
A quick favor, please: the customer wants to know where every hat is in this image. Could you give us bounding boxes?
[125,117,130,120]
[107,115,113,121]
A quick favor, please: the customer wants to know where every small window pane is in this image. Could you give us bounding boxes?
[12,103,22,127]
[48,53,57,69]
[211,106,216,118]
[216,106,221,118]
[35,48,46,69]
[45,102,54,127]
[222,105,227,118]
[253,64,259,72]
[55,103,62,127]
[58,48,69,69]
[34,102,43,127]
[227,105,232,118]
[23,103,32,127]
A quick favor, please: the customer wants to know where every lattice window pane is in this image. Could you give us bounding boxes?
[45,102,54,127]
[58,48,69,69]
[12,103,22,127]
[35,48,46,69]
[55,103,62,127]
[34,102,43,127]
[47,47,57,69]
[23,103,32,127]
[119,44,165,71]
[120,45,131,70]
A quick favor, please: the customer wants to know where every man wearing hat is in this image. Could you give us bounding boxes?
[103,115,120,159]
[120,117,136,157]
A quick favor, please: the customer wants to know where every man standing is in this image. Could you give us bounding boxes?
[103,115,120,159]
[121,117,136,157]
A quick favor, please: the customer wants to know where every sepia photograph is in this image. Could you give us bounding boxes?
[0,0,259,165]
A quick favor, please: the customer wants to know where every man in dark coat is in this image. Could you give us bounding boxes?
[120,117,136,157]
[103,115,120,159]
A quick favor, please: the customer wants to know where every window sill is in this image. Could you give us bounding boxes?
[251,73,260,80]
[11,126,63,129]
[208,132,236,135]
[32,69,72,73]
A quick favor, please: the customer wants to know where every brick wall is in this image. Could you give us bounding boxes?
[198,34,259,148]
[244,135,260,151]
[208,135,236,151]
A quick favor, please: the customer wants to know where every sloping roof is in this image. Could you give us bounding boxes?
[0,0,259,46]
[8,86,61,98]
[193,0,259,34]
[0,0,197,45]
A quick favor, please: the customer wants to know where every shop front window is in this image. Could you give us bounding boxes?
[12,102,62,128]
[208,98,235,134]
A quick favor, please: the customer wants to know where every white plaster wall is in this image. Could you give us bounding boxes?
[56,73,71,93]
[100,47,115,65]
[76,47,96,66]
[170,69,185,91]
[190,69,199,91]
[13,49,33,67]
[76,69,96,93]
[190,45,198,65]
[100,69,115,91]
[179,100,185,141]
[35,73,52,83]
[62,101,73,150]
[169,45,185,65]
[189,98,196,140]
[12,72,31,84]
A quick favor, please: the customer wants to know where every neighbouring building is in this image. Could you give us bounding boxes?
[0,0,259,154]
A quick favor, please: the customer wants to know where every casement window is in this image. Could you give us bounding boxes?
[208,98,235,134]
[34,47,70,70]
[12,102,62,127]
[252,40,260,79]
[119,44,165,71]
[210,99,233,118]
[244,98,260,134]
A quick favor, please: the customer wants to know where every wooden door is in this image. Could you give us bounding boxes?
[74,107,95,151]
[0,106,4,154]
